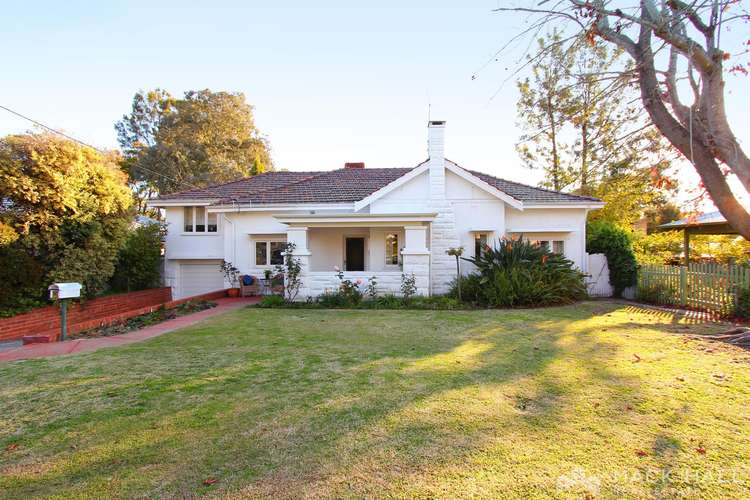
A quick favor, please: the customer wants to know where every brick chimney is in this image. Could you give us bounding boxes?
[344,162,365,169]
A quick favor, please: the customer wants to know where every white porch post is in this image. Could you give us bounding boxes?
[285,226,311,300]
[402,225,430,296]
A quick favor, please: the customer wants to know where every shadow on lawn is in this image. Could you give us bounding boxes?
[0,302,700,497]
[219,307,648,497]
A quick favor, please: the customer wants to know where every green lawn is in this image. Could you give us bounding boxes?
[1,302,749,498]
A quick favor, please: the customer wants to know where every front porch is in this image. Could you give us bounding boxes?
[275,213,436,298]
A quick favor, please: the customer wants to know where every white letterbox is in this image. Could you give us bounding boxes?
[48,282,82,300]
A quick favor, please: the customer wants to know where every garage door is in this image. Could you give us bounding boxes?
[179,263,224,299]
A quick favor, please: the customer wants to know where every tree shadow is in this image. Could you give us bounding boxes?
[0,302,741,497]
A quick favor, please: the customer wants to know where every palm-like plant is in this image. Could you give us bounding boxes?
[462,237,586,307]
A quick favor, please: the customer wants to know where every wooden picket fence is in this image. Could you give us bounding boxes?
[637,263,750,316]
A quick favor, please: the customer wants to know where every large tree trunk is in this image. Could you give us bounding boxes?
[634,26,750,239]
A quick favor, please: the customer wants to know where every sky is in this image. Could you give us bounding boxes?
[1,0,748,210]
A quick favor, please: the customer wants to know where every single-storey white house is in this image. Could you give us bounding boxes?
[150,121,603,299]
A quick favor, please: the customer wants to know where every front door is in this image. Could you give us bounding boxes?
[345,237,365,271]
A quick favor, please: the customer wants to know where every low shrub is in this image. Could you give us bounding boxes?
[636,283,674,305]
[734,287,750,319]
[254,293,468,310]
[371,294,403,309]
[408,296,463,310]
[462,237,587,307]
[258,295,286,308]
[448,274,484,305]
[317,291,350,308]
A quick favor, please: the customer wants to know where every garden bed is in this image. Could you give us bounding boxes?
[69,300,216,340]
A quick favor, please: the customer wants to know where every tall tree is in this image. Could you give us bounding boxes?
[516,31,576,191]
[116,89,273,198]
[516,32,674,222]
[498,1,750,239]
[0,133,133,307]
[518,31,667,195]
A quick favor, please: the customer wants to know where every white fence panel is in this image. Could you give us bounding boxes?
[586,253,613,298]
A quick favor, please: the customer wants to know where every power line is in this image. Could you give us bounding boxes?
[0,104,201,191]
[0,104,103,152]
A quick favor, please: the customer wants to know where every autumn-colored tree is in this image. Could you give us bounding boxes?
[498,1,750,239]
[116,89,273,200]
[0,133,132,310]
[634,230,750,264]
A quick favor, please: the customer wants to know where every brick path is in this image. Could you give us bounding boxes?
[0,297,258,363]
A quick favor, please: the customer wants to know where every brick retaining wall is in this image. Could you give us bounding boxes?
[0,288,227,342]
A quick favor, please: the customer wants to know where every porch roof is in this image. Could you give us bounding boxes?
[273,212,437,227]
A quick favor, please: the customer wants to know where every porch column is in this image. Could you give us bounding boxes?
[401,225,430,296]
[285,227,311,300]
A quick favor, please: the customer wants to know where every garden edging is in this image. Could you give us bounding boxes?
[0,288,227,342]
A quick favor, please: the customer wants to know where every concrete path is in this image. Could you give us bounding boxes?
[0,296,258,363]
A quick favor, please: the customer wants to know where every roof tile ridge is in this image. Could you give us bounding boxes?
[448,159,600,201]
[236,169,333,198]
[160,171,282,198]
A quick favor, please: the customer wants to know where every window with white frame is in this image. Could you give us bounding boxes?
[183,206,218,233]
[531,239,565,255]
[255,241,285,266]
[385,233,399,265]
[474,233,489,258]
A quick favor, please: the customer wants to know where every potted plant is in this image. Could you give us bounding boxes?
[220,260,241,297]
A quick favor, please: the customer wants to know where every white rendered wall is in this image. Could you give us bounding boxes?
[369,173,430,213]
[446,170,507,273]
[163,207,225,260]
[307,227,406,272]
[306,271,403,297]
[505,207,589,270]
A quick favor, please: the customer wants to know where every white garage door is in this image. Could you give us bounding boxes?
[179,263,224,299]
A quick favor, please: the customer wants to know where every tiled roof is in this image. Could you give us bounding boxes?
[156,171,320,200]
[154,160,600,205]
[456,163,601,203]
[235,167,413,204]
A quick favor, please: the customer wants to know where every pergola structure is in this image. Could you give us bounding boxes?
[657,211,738,264]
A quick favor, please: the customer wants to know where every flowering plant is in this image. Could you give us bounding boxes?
[335,267,363,305]
[364,276,378,298]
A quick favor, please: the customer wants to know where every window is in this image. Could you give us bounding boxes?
[255,242,268,266]
[474,233,488,258]
[270,242,285,265]
[385,233,399,265]
[183,206,218,233]
[195,206,206,232]
[255,240,286,266]
[532,239,565,255]
[183,207,193,232]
